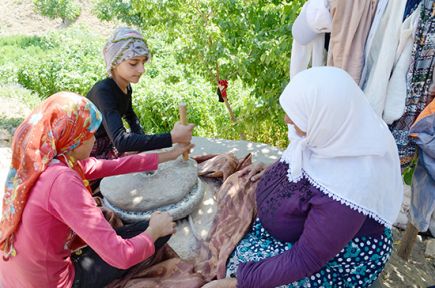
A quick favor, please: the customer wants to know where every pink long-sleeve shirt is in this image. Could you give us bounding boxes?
[0,153,159,288]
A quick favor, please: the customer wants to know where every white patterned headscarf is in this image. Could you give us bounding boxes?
[103,27,150,77]
[279,67,403,227]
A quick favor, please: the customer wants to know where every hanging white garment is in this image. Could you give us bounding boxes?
[289,0,331,79]
[359,0,389,87]
[383,5,421,124]
[290,35,326,79]
[361,0,407,116]
[280,67,403,227]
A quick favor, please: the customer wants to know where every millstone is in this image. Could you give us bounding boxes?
[100,158,204,222]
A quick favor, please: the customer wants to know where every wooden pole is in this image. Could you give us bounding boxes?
[216,62,245,140]
[223,98,245,140]
[398,223,419,261]
[179,102,189,160]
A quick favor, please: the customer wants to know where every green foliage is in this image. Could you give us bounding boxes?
[129,0,303,98]
[128,34,288,146]
[0,115,24,135]
[33,0,81,22]
[93,0,143,27]
[0,35,54,84]
[16,29,106,98]
[132,36,253,140]
[93,0,304,147]
[402,156,418,186]
[0,4,296,147]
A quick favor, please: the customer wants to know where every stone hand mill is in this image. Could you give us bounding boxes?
[100,103,205,223]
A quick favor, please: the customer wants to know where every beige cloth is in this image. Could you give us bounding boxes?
[327,0,378,84]
[195,168,258,280]
[196,153,252,180]
[107,245,205,288]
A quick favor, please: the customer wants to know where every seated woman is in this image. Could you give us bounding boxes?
[0,92,192,288]
[87,27,194,159]
[203,67,403,288]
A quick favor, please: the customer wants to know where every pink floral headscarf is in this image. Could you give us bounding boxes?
[0,92,102,259]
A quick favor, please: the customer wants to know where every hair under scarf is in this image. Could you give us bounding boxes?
[279,67,403,227]
[0,92,102,259]
[103,27,150,77]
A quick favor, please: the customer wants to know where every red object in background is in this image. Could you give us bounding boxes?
[217,80,228,102]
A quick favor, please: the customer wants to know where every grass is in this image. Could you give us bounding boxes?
[0,83,40,143]
[0,83,41,109]
[0,35,54,65]
[0,34,56,84]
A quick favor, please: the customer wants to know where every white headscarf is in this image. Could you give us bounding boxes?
[279,67,403,227]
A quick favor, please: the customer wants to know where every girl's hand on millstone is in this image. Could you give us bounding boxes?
[147,211,176,240]
[157,143,195,163]
[173,143,195,158]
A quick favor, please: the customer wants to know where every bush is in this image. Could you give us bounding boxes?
[93,0,143,27]
[33,0,81,23]
[132,36,288,147]
[0,35,55,84]
[16,28,106,98]
[132,37,242,139]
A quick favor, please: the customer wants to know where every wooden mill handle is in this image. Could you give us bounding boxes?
[179,102,189,160]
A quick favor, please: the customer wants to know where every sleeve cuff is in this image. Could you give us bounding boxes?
[162,133,173,147]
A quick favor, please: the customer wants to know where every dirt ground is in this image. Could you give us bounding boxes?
[0,1,434,287]
[0,0,119,37]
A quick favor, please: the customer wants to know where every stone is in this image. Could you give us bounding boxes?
[188,178,219,241]
[101,158,198,211]
[394,184,411,230]
[430,211,435,236]
[168,177,220,260]
[424,239,435,258]
[100,158,205,222]
[0,128,10,141]
[191,136,282,165]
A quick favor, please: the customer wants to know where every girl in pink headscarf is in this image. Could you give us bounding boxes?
[0,92,192,288]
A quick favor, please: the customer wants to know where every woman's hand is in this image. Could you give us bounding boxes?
[239,162,267,182]
[145,211,176,241]
[201,278,237,288]
[171,122,195,144]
